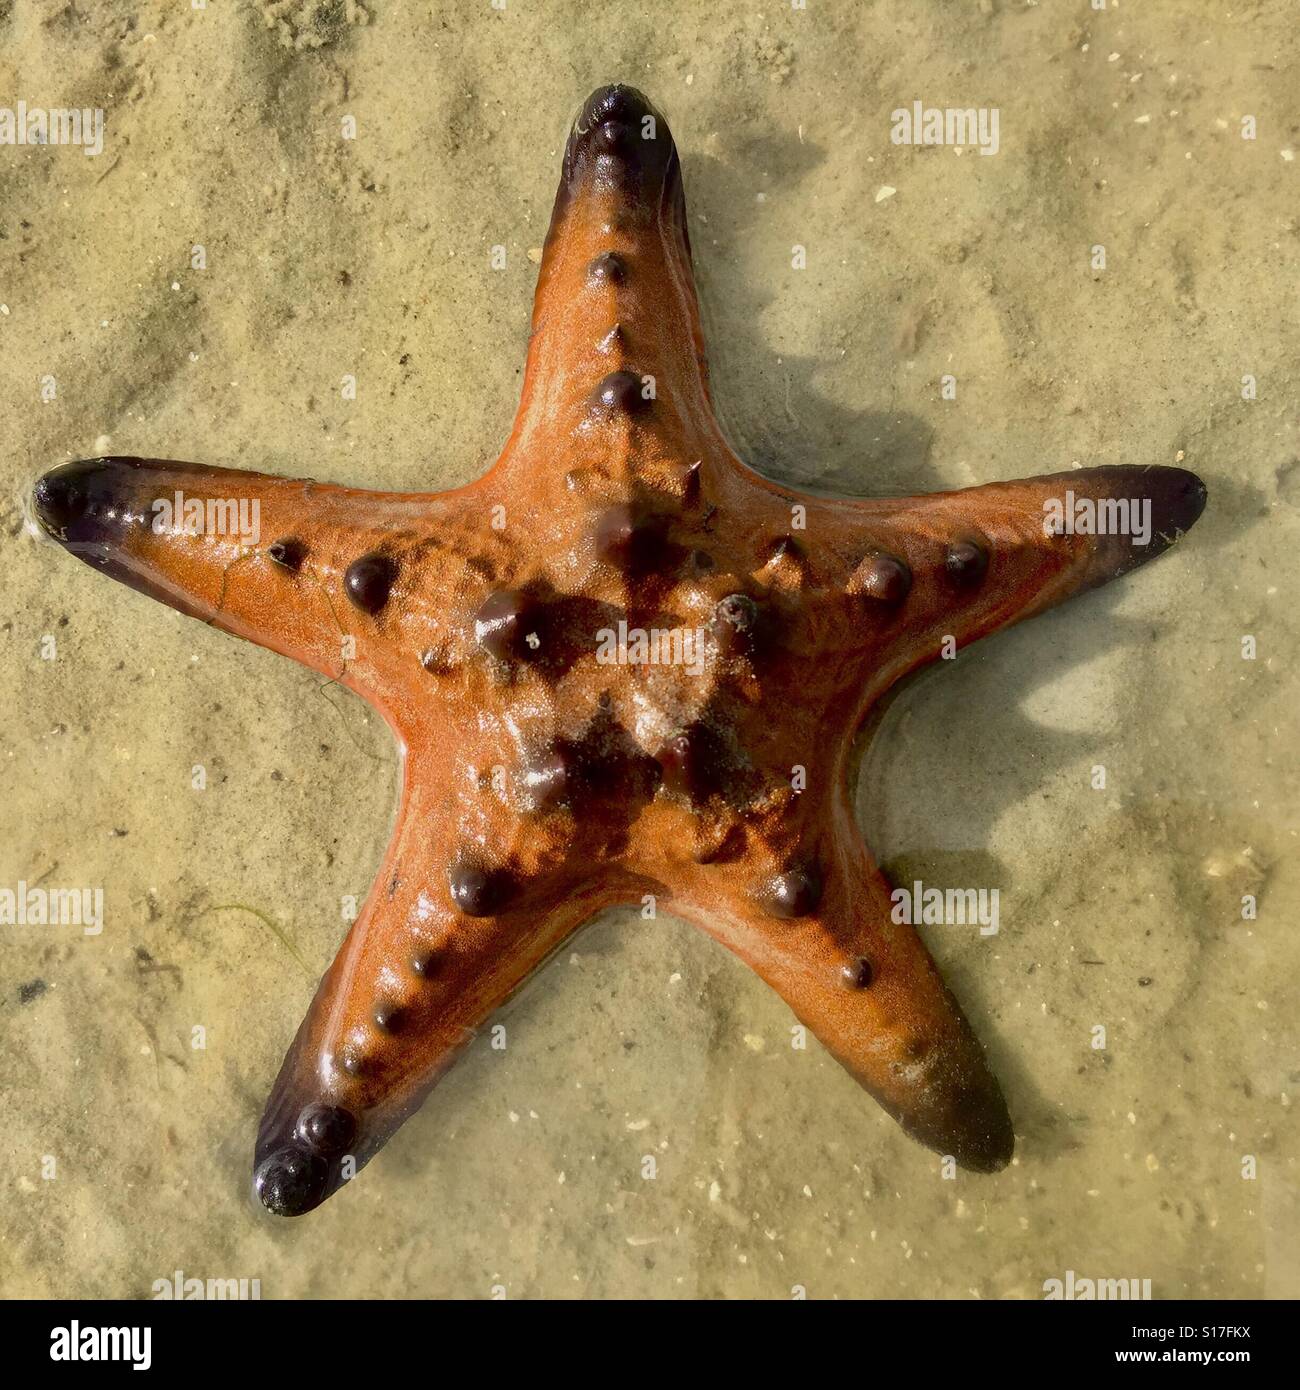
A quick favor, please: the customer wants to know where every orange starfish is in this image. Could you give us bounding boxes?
[32,85,1206,1215]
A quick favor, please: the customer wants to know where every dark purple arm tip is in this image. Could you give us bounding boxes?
[1076,464,1209,589]
[1153,465,1208,538]
[892,1064,1015,1174]
[31,456,153,547]
[30,455,219,617]
[558,82,682,221]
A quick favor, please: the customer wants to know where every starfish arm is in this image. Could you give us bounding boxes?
[820,464,1207,695]
[503,85,715,470]
[251,742,604,1216]
[30,455,461,697]
[680,814,1013,1172]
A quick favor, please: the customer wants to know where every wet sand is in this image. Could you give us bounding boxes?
[2,0,1297,1297]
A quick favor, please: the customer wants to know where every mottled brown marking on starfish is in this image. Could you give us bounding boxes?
[30,82,1207,1216]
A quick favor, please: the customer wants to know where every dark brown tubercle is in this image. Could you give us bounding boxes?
[519,743,573,811]
[841,957,873,990]
[372,1001,408,1035]
[855,552,912,603]
[590,369,653,417]
[475,589,545,662]
[448,857,517,917]
[296,1103,357,1156]
[945,539,988,586]
[409,947,441,979]
[588,252,627,285]
[344,553,397,614]
[254,1146,328,1218]
[763,865,823,919]
[594,503,670,574]
[268,537,308,572]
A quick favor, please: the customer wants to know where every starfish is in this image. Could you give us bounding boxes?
[32,84,1206,1216]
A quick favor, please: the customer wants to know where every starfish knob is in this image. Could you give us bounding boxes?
[32,84,1206,1215]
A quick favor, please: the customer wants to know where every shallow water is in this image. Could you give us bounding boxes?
[2,1,1297,1298]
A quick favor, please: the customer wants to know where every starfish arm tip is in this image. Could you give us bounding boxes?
[696,857,1016,1177]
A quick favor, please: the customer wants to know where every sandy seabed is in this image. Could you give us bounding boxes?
[1,0,1297,1299]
